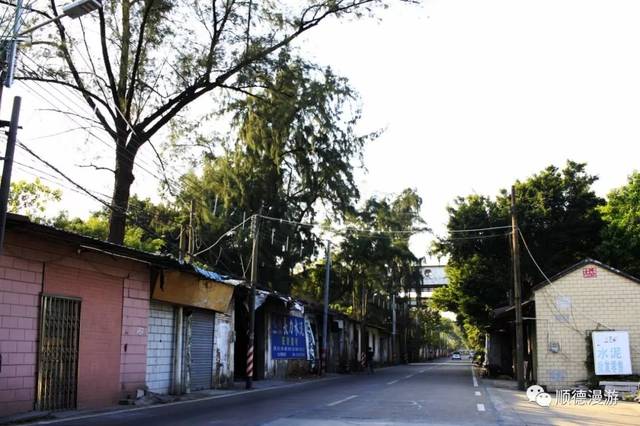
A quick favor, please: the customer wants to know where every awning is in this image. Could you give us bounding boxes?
[153,270,235,313]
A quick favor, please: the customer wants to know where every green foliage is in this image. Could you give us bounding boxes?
[432,161,604,340]
[598,172,640,276]
[24,0,407,243]
[9,179,62,222]
[52,195,175,253]
[177,52,372,289]
[291,189,425,330]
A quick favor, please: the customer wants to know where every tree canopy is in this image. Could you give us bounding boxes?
[598,171,640,276]
[9,178,62,221]
[19,0,415,244]
[431,161,604,346]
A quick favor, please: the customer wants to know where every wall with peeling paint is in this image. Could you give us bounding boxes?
[213,302,235,388]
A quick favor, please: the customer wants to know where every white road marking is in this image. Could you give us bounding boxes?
[387,380,399,385]
[475,391,481,396]
[419,370,426,373]
[477,403,486,412]
[404,374,414,379]
[327,395,358,407]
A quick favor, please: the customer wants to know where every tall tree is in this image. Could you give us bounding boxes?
[19,0,414,244]
[177,52,371,289]
[9,178,61,221]
[432,161,604,346]
[305,189,426,324]
[598,171,640,277]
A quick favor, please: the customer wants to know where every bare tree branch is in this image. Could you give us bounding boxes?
[76,163,116,174]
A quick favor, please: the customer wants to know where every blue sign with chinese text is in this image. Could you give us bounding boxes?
[271,314,307,359]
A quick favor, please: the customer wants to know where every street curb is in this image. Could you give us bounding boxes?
[29,374,350,425]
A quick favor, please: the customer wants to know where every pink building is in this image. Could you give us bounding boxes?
[0,214,193,416]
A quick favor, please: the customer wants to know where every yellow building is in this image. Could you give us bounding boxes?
[533,259,640,391]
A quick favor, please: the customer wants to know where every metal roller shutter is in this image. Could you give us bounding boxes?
[189,309,214,391]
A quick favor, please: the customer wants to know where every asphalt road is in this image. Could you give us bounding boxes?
[38,360,499,426]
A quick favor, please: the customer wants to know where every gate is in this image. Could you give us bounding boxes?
[36,295,81,411]
[189,309,214,391]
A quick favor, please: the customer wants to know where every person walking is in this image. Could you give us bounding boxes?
[366,346,375,374]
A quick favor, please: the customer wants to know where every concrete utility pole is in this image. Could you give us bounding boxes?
[178,225,186,263]
[0,96,21,254]
[246,213,259,389]
[511,185,525,390]
[391,294,396,364]
[188,200,195,258]
[321,240,331,375]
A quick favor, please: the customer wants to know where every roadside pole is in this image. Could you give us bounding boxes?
[321,240,331,375]
[511,185,525,390]
[0,96,21,254]
[246,213,259,389]
[391,294,396,364]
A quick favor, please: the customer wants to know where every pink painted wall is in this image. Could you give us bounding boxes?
[120,275,149,398]
[44,263,124,410]
[0,255,41,416]
[0,230,151,416]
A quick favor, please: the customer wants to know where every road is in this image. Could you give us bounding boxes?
[38,360,499,426]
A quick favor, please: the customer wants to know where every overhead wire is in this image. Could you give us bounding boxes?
[517,228,640,356]
[448,225,512,233]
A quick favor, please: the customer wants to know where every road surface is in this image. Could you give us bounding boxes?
[37,360,499,425]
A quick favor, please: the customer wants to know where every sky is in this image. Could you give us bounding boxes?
[5,0,640,262]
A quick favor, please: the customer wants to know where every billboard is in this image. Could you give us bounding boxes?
[592,331,632,375]
[271,314,307,359]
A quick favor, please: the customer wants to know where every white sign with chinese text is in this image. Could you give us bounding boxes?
[592,331,632,375]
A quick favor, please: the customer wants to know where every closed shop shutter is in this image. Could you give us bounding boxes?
[190,309,214,391]
[146,301,175,394]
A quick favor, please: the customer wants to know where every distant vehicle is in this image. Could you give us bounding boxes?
[451,351,461,360]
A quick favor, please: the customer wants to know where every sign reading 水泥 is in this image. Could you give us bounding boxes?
[592,331,632,375]
[271,314,307,359]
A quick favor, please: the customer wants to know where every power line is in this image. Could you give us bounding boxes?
[517,228,640,356]
[258,214,429,236]
[443,232,511,242]
[449,225,512,233]
[17,140,121,212]
[193,214,254,257]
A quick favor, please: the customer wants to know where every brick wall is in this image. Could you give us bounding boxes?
[120,275,150,398]
[534,263,640,390]
[146,301,175,394]
[0,255,42,416]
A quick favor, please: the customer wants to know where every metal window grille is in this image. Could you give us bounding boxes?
[36,295,81,411]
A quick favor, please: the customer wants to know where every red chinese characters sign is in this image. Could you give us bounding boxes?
[583,267,597,278]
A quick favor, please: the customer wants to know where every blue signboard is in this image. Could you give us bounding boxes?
[271,314,307,359]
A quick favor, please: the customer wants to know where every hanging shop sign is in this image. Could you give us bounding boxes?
[271,314,307,359]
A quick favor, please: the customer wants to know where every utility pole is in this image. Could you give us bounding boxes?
[178,225,186,263]
[0,96,21,254]
[511,185,525,390]
[321,240,331,375]
[391,294,396,364]
[246,213,260,389]
[188,199,195,258]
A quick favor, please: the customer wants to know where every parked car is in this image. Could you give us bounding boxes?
[451,351,461,360]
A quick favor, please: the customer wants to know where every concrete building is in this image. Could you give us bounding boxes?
[487,259,640,391]
[532,259,640,391]
[0,214,237,417]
